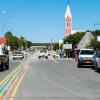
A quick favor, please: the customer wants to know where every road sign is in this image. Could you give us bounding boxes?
[63,44,72,49]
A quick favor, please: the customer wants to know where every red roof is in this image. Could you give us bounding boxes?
[0,37,7,44]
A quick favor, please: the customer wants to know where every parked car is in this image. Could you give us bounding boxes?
[0,45,9,71]
[13,51,24,60]
[96,51,100,72]
[77,49,96,68]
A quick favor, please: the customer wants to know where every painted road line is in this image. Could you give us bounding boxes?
[0,65,23,94]
[0,62,24,87]
[9,60,31,99]
[0,62,24,98]
[2,68,25,99]
[0,54,32,99]
[9,68,26,100]
[0,65,23,99]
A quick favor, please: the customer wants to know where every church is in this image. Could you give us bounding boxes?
[64,0,85,37]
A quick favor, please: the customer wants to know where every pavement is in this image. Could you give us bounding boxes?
[3,52,100,100]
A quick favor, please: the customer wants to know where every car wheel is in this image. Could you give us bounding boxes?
[0,66,4,71]
[96,67,100,73]
[45,56,48,59]
[91,65,95,70]
[77,63,81,68]
[6,62,9,70]
[96,63,100,73]
[0,64,6,71]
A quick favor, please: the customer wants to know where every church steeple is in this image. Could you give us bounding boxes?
[64,0,72,37]
[65,0,72,18]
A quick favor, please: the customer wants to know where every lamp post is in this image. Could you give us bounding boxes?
[1,22,12,37]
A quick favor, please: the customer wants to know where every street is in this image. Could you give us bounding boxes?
[1,51,100,100]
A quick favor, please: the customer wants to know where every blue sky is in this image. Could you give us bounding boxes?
[0,0,100,43]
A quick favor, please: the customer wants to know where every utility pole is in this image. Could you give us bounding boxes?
[51,38,53,51]
[94,23,100,31]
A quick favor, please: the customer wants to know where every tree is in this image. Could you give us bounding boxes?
[63,32,85,49]
[53,43,59,51]
[5,31,18,50]
[27,41,33,48]
[4,32,29,50]
[86,30,100,50]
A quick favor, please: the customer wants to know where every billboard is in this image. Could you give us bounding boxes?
[63,44,72,49]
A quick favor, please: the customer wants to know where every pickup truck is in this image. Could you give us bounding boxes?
[38,50,48,59]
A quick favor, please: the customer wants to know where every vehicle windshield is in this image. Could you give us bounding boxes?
[14,52,22,54]
[40,50,47,53]
[80,50,95,55]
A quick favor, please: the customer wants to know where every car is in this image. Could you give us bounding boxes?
[54,53,60,58]
[38,49,48,59]
[77,49,96,68]
[0,45,9,71]
[95,51,100,72]
[13,51,24,60]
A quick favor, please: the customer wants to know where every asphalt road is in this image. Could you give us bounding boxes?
[0,59,21,82]
[5,55,100,100]
[0,51,29,82]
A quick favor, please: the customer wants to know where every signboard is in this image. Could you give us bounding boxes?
[63,44,72,49]
[0,37,7,44]
[97,36,100,42]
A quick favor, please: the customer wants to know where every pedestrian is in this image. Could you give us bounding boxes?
[75,53,77,62]
[72,51,75,59]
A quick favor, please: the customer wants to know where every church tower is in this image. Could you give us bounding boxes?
[64,0,72,37]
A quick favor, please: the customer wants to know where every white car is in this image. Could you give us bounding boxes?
[38,50,48,59]
[96,51,100,72]
[13,51,24,60]
[77,49,96,68]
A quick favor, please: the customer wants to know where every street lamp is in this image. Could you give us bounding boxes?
[1,22,12,37]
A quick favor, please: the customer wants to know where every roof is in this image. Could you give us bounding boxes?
[65,5,72,18]
[0,37,7,45]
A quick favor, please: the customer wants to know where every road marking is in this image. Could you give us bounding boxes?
[9,69,26,100]
[0,61,25,100]
[0,54,33,99]
[0,62,23,87]
[0,66,23,94]
[9,65,28,100]
[9,56,32,100]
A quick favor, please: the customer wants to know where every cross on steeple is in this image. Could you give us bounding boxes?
[68,0,69,5]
